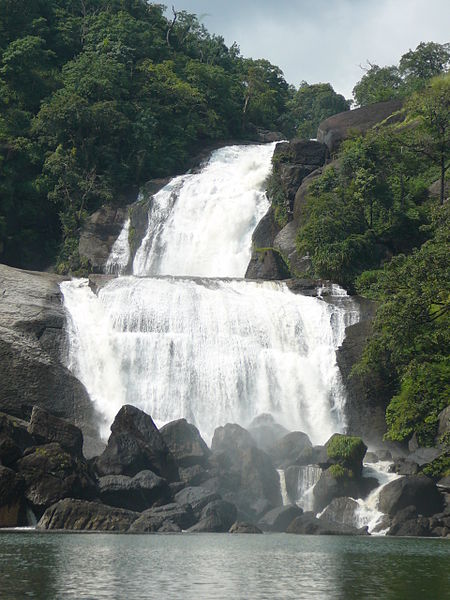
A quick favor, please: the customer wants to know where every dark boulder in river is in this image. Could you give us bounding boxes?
[160,418,211,468]
[187,499,237,533]
[258,505,303,532]
[28,406,83,458]
[287,512,369,536]
[15,442,97,517]
[38,498,139,531]
[229,521,263,534]
[378,475,444,517]
[0,466,25,527]
[94,405,179,481]
[0,411,34,467]
[129,502,196,533]
[269,431,312,468]
[98,470,171,512]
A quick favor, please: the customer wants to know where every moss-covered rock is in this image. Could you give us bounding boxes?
[325,434,367,477]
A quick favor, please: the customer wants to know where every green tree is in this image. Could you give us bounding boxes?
[352,64,404,107]
[399,41,450,90]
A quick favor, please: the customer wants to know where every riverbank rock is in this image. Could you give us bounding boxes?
[324,434,367,477]
[320,497,360,528]
[160,419,210,467]
[94,405,179,481]
[287,512,368,535]
[229,521,263,534]
[317,99,403,154]
[211,423,256,454]
[0,264,103,458]
[38,498,139,531]
[128,502,196,533]
[0,466,25,527]
[313,468,377,513]
[258,505,303,532]
[187,499,237,533]
[0,412,34,467]
[378,475,444,517]
[28,406,83,457]
[174,486,220,518]
[15,442,97,517]
[98,470,171,512]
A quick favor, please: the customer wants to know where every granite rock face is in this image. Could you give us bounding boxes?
[160,419,210,468]
[0,264,102,458]
[317,99,404,154]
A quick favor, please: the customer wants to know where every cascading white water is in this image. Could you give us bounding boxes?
[296,466,322,511]
[133,143,275,278]
[277,470,290,506]
[61,142,359,443]
[105,218,131,275]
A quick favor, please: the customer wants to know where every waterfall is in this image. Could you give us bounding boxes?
[296,466,322,511]
[277,470,290,506]
[61,143,359,443]
[105,218,131,275]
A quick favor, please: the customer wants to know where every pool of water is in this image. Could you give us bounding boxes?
[0,532,449,599]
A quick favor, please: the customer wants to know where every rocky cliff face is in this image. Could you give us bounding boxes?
[0,264,103,457]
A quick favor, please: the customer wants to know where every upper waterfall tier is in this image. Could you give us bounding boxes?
[115,143,276,278]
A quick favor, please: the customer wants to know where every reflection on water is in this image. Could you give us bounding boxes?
[0,532,449,600]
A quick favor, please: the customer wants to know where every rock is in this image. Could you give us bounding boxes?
[129,502,196,533]
[324,433,367,477]
[320,497,360,528]
[436,406,450,444]
[95,405,178,481]
[210,445,282,519]
[273,139,328,169]
[0,264,103,458]
[98,470,171,512]
[247,414,289,452]
[229,521,263,534]
[159,419,210,467]
[317,99,404,154]
[379,475,444,517]
[388,506,432,537]
[38,498,139,531]
[437,476,450,492]
[174,486,220,518]
[245,248,290,280]
[335,299,391,446]
[292,167,325,224]
[390,458,419,476]
[28,406,83,457]
[269,431,312,467]
[211,423,256,455]
[408,447,442,466]
[313,468,378,513]
[273,222,310,277]
[187,500,237,533]
[179,465,209,486]
[428,179,450,202]
[15,443,97,516]
[0,466,25,527]
[254,128,285,143]
[258,505,303,532]
[0,412,34,467]
[365,452,379,463]
[287,512,368,535]
[78,205,130,273]
[250,208,281,250]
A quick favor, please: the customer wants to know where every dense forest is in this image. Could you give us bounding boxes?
[0,2,448,472]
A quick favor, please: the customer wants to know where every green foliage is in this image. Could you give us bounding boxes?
[422,454,450,479]
[266,171,288,227]
[287,81,350,139]
[0,1,291,271]
[353,42,450,106]
[328,464,352,479]
[326,434,366,464]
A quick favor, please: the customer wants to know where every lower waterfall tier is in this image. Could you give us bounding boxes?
[61,277,358,443]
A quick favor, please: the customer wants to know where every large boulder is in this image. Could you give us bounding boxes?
[313,468,377,513]
[98,470,171,512]
[272,222,311,277]
[378,475,444,517]
[187,499,237,533]
[28,406,83,457]
[0,264,103,458]
[174,486,220,518]
[317,99,403,154]
[320,497,360,528]
[15,442,97,516]
[78,205,129,273]
[159,419,210,468]
[229,521,263,534]
[269,431,312,468]
[245,248,290,280]
[0,412,34,467]
[258,505,303,532]
[38,498,139,531]
[247,414,289,452]
[94,405,179,481]
[211,423,256,455]
[324,434,367,477]
[0,466,25,527]
[287,512,368,535]
[129,502,196,533]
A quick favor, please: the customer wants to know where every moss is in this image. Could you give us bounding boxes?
[422,453,450,479]
[326,434,366,462]
[328,464,352,479]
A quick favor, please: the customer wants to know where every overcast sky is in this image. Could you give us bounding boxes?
[167,0,450,99]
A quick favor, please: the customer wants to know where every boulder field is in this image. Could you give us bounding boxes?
[0,404,448,537]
